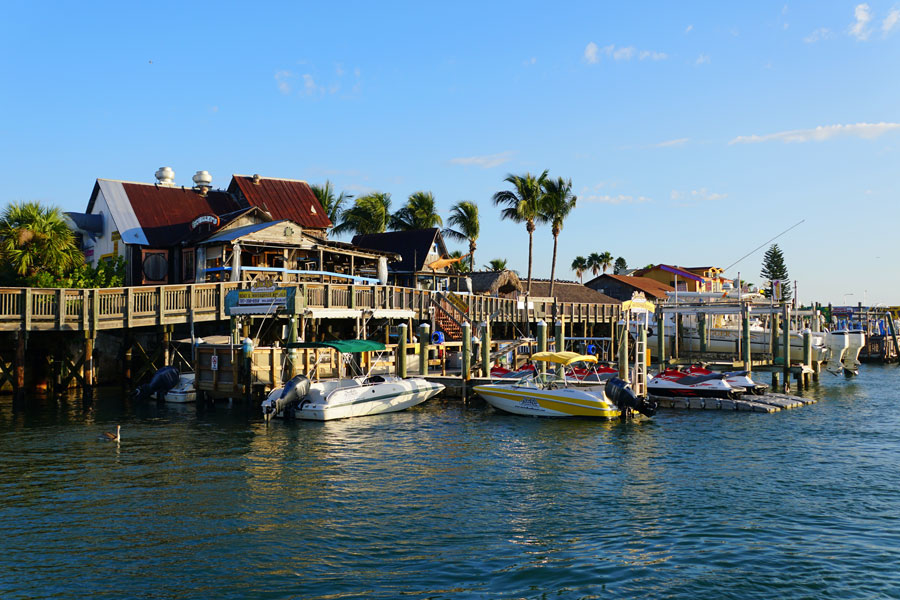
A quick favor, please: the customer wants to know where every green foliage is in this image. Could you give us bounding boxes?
[540,176,577,297]
[333,192,393,236]
[390,191,443,231]
[571,256,588,282]
[25,255,126,288]
[484,258,508,272]
[448,250,470,274]
[760,244,791,301]
[613,257,627,274]
[310,180,353,226]
[493,170,549,293]
[0,201,82,278]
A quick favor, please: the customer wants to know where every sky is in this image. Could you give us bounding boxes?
[1,2,898,305]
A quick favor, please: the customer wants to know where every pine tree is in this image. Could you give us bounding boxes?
[760,244,791,301]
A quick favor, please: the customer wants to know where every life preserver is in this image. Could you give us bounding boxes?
[431,331,445,345]
[586,344,597,355]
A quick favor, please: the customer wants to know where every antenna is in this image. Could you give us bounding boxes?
[723,219,805,272]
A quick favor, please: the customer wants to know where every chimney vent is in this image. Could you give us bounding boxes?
[155,166,175,186]
[192,170,213,196]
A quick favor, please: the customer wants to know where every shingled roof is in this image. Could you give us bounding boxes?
[351,228,447,272]
[526,279,619,304]
[585,273,674,300]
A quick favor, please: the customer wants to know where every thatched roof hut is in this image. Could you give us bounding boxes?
[468,270,523,297]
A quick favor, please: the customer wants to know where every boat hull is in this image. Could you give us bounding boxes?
[291,378,444,421]
[472,384,621,418]
[164,374,196,403]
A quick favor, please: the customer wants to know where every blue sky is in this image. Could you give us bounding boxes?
[2,2,899,305]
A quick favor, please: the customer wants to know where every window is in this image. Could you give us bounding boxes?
[141,250,168,284]
[182,249,195,283]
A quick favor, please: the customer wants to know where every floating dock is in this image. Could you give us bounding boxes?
[652,392,816,413]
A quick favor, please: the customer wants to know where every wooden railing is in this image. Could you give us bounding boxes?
[0,283,621,333]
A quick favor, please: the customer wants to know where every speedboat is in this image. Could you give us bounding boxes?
[261,340,444,421]
[825,329,866,376]
[648,368,744,399]
[473,351,656,418]
[684,364,768,395]
[164,372,196,403]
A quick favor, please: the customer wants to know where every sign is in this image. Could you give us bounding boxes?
[211,355,219,371]
[111,231,121,241]
[191,214,220,230]
[447,292,469,314]
[237,288,288,306]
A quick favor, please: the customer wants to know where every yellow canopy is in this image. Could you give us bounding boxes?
[531,351,598,366]
[622,297,656,313]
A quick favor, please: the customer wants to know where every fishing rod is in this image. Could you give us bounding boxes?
[722,219,805,272]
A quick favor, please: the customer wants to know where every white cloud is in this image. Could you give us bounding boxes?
[884,8,900,34]
[696,54,710,65]
[691,188,728,201]
[274,70,294,94]
[583,194,651,204]
[656,137,689,148]
[302,73,323,96]
[523,56,537,66]
[670,190,682,201]
[850,3,873,40]
[804,27,832,43]
[449,151,513,168]
[729,122,900,144]
[685,24,694,33]
[584,43,666,64]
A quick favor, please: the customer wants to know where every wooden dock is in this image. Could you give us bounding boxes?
[653,392,816,413]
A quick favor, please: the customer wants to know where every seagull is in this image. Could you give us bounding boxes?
[98,425,121,442]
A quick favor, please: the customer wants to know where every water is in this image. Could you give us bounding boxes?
[2,366,900,599]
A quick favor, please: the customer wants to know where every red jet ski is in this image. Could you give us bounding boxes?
[648,368,745,399]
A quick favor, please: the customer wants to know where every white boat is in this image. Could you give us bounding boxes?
[472,351,656,419]
[164,373,196,403]
[824,329,865,376]
[261,340,444,421]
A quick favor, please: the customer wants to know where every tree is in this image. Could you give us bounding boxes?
[444,201,479,272]
[332,192,392,237]
[484,258,509,272]
[540,177,577,298]
[492,170,548,295]
[598,251,614,273]
[0,201,82,280]
[310,180,353,226]
[587,252,603,277]
[571,256,588,283]
[760,244,791,301]
[390,191,443,231]
[613,256,627,275]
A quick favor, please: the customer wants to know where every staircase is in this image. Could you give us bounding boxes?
[431,292,471,341]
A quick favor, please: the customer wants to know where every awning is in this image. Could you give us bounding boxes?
[286,339,386,353]
[531,351,598,366]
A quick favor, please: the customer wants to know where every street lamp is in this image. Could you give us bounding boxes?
[842,293,854,306]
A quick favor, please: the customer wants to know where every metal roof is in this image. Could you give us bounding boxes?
[230,175,333,230]
[199,220,290,245]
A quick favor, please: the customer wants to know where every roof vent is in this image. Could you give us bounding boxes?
[252,173,261,185]
[155,166,175,186]
[192,170,213,196]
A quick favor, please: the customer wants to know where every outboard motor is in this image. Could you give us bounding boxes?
[606,377,657,417]
[262,375,311,421]
[131,366,180,401]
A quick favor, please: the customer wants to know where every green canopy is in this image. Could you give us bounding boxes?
[286,340,386,353]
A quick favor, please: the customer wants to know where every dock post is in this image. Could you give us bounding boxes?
[230,316,239,345]
[397,324,407,378]
[418,323,429,376]
[617,320,628,380]
[481,321,491,377]
[462,322,471,381]
[657,307,666,373]
[84,331,95,402]
[698,312,708,354]
[14,331,26,404]
[555,319,564,354]
[742,306,752,373]
[782,304,791,393]
[288,315,299,377]
[802,330,812,389]
[537,320,547,375]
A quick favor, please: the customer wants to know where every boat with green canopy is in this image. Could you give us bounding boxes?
[261,339,444,421]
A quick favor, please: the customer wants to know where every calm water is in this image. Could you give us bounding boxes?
[2,366,899,600]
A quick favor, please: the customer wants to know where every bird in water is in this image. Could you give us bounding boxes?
[98,425,120,442]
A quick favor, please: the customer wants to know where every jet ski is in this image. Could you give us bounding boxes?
[684,365,768,396]
[490,363,537,378]
[648,368,745,399]
[566,363,618,382]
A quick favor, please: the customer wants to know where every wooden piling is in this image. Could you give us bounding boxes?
[537,320,547,374]
[481,321,491,377]
[617,321,628,380]
[782,304,791,393]
[397,323,407,378]
[462,322,471,381]
[657,307,666,372]
[418,323,429,376]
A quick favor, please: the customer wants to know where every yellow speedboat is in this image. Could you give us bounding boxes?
[473,352,656,418]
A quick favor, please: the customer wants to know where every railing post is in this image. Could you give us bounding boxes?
[349,285,356,309]
[91,289,99,332]
[218,282,226,320]
[80,289,88,331]
[126,287,134,328]
[156,286,164,325]
[57,288,66,329]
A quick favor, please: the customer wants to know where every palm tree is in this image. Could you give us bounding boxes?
[599,251,614,273]
[587,252,603,277]
[310,180,353,226]
[540,177,577,298]
[484,258,509,272]
[390,191,443,231]
[332,192,392,237]
[492,170,549,295]
[444,201,479,272]
[0,201,82,279]
[571,256,588,284]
